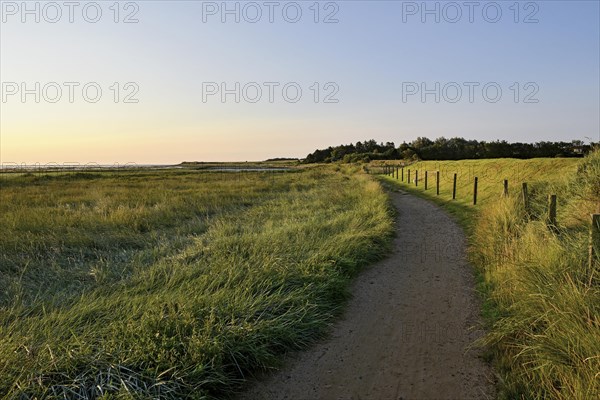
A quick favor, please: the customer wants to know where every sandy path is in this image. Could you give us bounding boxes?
[239,190,496,400]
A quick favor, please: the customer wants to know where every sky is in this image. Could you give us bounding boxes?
[1,0,599,164]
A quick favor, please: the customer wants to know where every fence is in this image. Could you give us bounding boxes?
[374,164,600,269]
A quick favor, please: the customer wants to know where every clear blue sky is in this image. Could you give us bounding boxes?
[1,0,599,163]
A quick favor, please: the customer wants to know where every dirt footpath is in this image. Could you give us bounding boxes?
[239,190,496,400]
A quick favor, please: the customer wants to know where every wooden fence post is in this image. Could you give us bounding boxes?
[425,171,428,190]
[408,169,411,184]
[436,171,440,195]
[452,173,457,200]
[401,167,404,182]
[396,166,399,180]
[547,194,557,229]
[415,170,419,186]
[503,179,509,197]
[473,177,478,205]
[589,214,600,285]
[522,183,529,212]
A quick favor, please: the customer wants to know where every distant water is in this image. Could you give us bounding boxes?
[208,167,290,172]
[0,164,176,171]
[0,164,290,172]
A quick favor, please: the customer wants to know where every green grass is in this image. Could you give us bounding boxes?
[379,158,580,229]
[380,155,600,399]
[0,166,393,399]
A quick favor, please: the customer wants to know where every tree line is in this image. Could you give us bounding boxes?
[303,137,597,163]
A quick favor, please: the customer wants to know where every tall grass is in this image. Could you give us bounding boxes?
[0,166,393,399]
[381,155,599,399]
